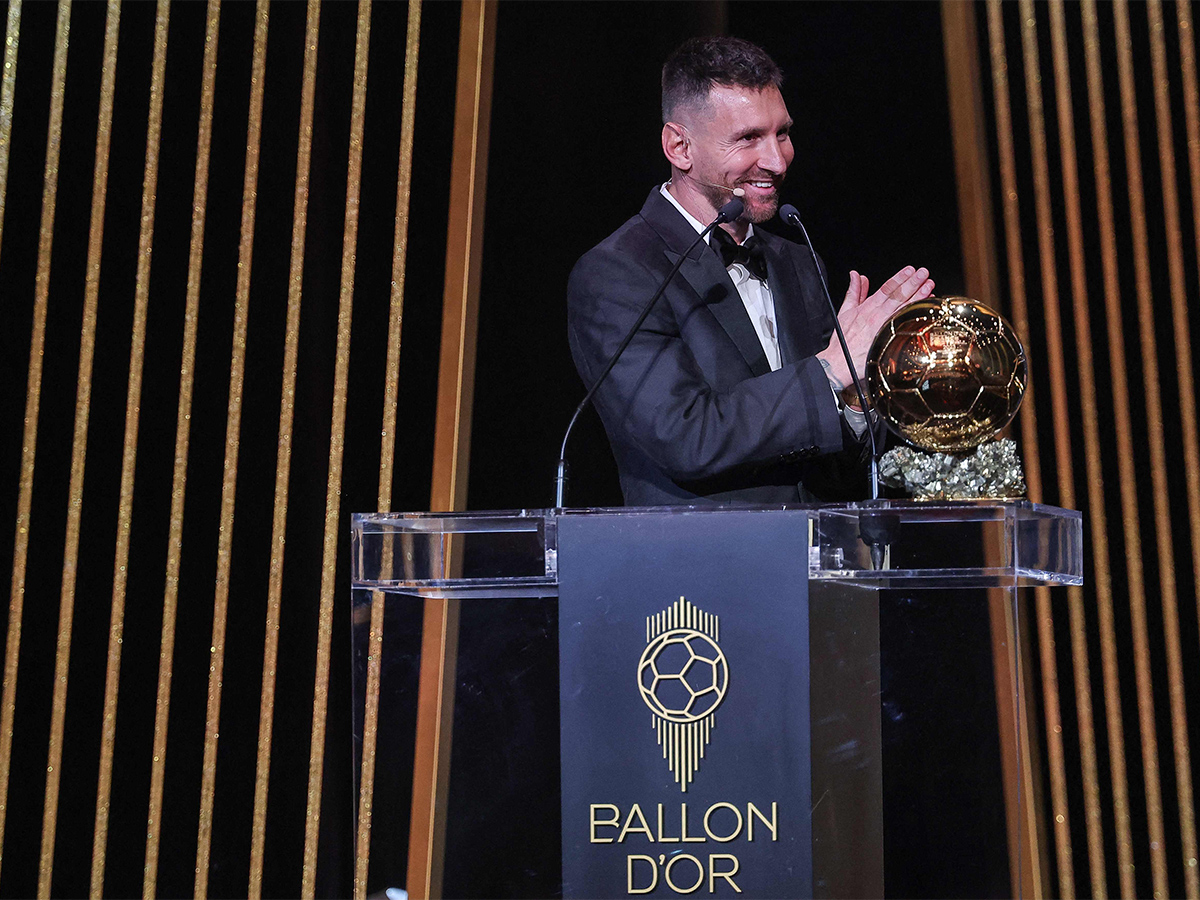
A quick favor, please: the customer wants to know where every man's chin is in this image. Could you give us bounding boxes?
[745,196,780,224]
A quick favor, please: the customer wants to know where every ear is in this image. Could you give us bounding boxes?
[661,122,691,171]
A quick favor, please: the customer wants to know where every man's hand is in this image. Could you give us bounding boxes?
[816,266,934,391]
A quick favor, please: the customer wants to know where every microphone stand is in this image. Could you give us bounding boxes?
[778,204,896,569]
[554,196,745,509]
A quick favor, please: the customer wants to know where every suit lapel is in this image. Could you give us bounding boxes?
[674,249,772,376]
[760,233,815,365]
[641,189,771,377]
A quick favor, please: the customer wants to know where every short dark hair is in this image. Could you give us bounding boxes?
[661,37,784,123]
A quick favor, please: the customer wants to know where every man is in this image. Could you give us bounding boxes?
[567,36,934,505]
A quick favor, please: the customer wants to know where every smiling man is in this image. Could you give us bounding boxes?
[567,36,934,505]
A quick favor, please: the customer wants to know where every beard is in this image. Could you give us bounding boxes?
[695,175,780,223]
[743,194,780,224]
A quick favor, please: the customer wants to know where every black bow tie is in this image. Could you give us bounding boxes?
[711,228,768,281]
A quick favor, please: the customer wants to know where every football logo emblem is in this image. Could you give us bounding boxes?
[638,597,728,791]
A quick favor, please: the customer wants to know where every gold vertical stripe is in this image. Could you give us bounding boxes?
[91,3,168,892]
[1182,0,1200,645]
[39,2,119,894]
[376,0,420,512]
[684,724,689,789]
[1016,0,1075,499]
[406,594,461,900]
[428,0,496,513]
[989,585,1038,900]
[1146,5,1200,895]
[985,6,1047,893]
[247,2,319,896]
[144,3,221,895]
[92,5,169,890]
[1079,3,1137,892]
[193,3,269,896]
[1046,2,1110,894]
[687,724,693,788]
[351,3,421,895]
[0,0,21,262]
[986,0,1043,503]
[673,723,679,785]
[353,592,386,900]
[1016,3,1077,894]
[1179,0,1200,660]
[302,2,371,894]
[0,0,68,884]
[1113,2,1171,895]
[941,0,1000,304]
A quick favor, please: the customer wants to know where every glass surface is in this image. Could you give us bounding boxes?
[353,510,557,597]
[809,500,1082,587]
[351,502,1082,898]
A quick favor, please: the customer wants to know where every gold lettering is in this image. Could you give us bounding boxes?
[709,854,742,893]
[618,804,654,843]
[664,854,704,894]
[680,802,705,842]
[747,802,778,842]
[589,803,619,843]
[627,855,658,894]
[703,802,743,842]
[656,803,679,842]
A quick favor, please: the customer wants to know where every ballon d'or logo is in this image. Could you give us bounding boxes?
[637,597,728,792]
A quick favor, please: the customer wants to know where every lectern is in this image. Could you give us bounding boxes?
[352,501,1081,899]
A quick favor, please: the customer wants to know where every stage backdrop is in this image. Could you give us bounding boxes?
[0,2,1198,899]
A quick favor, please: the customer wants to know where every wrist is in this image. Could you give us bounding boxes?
[840,383,867,411]
[818,355,846,392]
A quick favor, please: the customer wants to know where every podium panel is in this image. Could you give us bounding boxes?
[351,501,1082,899]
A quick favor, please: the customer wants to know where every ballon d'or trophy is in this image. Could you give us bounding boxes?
[865,296,1028,500]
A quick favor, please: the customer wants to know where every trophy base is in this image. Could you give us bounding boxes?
[879,438,1027,501]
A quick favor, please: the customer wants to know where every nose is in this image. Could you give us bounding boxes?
[759,136,791,175]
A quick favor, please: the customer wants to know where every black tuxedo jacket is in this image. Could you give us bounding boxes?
[567,187,865,506]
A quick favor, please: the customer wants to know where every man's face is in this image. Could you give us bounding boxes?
[678,84,794,223]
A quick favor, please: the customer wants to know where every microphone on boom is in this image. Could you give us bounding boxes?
[777,203,894,569]
[554,196,745,508]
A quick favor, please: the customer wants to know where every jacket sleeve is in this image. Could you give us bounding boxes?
[566,243,845,484]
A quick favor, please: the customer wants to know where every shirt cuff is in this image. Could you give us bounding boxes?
[843,404,868,437]
[819,358,869,436]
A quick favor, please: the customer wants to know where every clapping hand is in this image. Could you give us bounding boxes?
[817,266,935,391]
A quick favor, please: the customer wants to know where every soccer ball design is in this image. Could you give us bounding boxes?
[865,297,1027,452]
[638,628,728,723]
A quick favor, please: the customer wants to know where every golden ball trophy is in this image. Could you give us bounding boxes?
[865,296,1028,500]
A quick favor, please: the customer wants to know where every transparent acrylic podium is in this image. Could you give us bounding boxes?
[352,501,1082,900]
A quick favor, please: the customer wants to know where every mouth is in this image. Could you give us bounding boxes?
[739,179,780,200]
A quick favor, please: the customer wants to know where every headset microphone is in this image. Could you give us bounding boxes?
[678,172,746,198]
